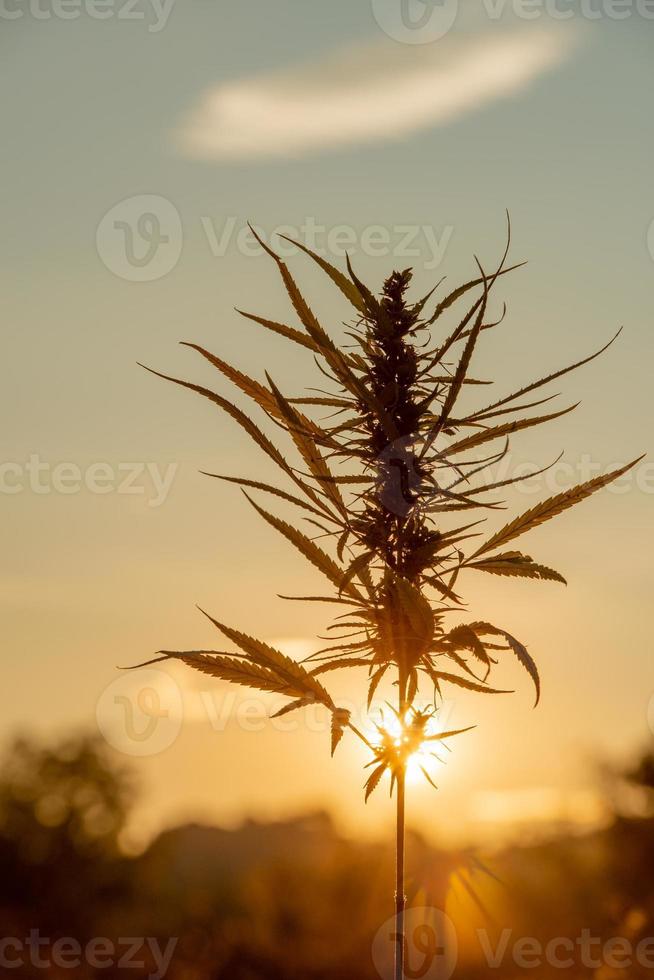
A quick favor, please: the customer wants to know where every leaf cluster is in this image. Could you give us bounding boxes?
[134,220,640,795]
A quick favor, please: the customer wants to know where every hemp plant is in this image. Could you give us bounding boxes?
[134,221,639,980]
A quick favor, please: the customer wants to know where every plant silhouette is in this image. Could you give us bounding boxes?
[134,219,640,980]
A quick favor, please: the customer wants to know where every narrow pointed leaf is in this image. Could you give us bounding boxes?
[181,342,279,416]
[445,404,577,456]
[279,235,366,312]
[198,608,335,706]
[201,472,334,520]
[467,622,540,705]
[244,494,363,601]
[468,552,567,584]
[476,328,623,415]
[331,708,351,755]
[471,457,643,558]
[236,309,321,353]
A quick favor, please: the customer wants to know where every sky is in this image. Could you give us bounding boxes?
[2,0,653,849]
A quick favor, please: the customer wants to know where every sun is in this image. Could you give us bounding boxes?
[405,724,447,786]
[364,707,448,788]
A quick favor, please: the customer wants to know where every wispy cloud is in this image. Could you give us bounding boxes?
[176,26,579,162]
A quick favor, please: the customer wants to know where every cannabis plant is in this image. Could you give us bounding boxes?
[135,222,639,980]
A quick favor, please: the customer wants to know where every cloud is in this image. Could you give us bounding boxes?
[176,26,579,162]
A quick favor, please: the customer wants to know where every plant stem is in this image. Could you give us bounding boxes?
[395,764,406,980]
[395,503,408,980]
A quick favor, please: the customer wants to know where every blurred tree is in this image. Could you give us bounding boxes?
[0,732,135,936]
[628,751,654,795]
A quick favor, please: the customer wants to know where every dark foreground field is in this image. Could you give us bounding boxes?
[2,734,653,979]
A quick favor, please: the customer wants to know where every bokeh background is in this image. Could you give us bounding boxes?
[2,0,653,975]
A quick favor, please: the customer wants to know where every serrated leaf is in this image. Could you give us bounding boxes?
[278,594,363,606]
[475,328,623,415]
[467,621,540,705]
[442,625,491,664]
[251,228,397,439]
[424,663,511,695]
[393,576,434,643]
[198,608,335,707]
[367,664,390,709]
[406,668,418,704]
[340,551,374,596]
[331,708,351,755]
[345,253,379,313]
[471,457,643,558]
[245,494,362,601]
[426,262,524,326]
[445,404,577,456]
[266,373,345,516]
[311,658,371,676]
[271,698,314,718]
[468,552,566,584]
[364,762,387,802]
[249,226,352,370]
[133,651,292,696]
[422,278,488,453]
[201,472,333,521]
[236,309,322,353]
[139,364,296,487]
[289,396,352,407]
[181,343,280,417]
[279,235,366,312]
